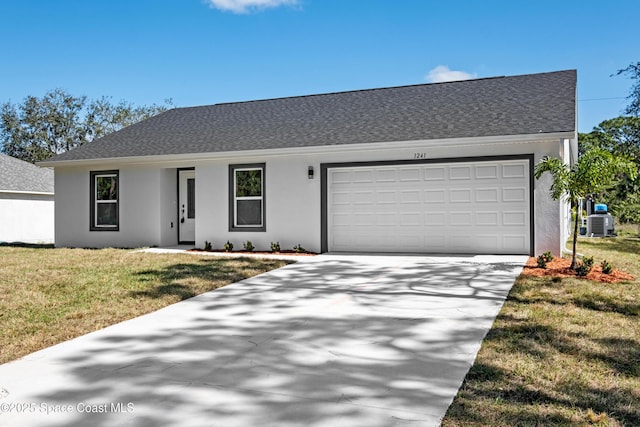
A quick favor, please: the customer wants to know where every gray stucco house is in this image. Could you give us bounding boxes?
[40,69,577,255]
[1,154,55,244]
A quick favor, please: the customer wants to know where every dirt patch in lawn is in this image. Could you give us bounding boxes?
[522,257,635,283]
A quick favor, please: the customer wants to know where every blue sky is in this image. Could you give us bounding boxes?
[1,0,637,133]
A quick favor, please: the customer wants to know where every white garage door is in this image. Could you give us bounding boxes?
[327,159,531,254]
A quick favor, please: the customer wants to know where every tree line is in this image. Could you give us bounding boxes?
[578,62,640,224]
[0,89,173,163]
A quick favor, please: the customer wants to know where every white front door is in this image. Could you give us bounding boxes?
[178,170,196,243]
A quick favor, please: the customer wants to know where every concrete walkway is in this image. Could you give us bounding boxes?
[0,254,526,426]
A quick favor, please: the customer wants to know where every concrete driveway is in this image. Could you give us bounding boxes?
[0,254,526,427]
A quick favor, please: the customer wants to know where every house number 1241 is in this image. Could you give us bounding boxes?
[413,153,428,159]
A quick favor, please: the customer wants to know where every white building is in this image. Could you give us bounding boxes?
[0,154,55,244]
[40,70,577,256]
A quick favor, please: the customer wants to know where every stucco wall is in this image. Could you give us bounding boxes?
[55,166,168,248]
[53,136,567,255]
[194,138,563,255]
[0,193,54,244]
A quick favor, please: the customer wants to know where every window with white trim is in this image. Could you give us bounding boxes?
[90,170,119,231]
[229,164,265,231]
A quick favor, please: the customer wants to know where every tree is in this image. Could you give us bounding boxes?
[616,62,640,116]
[578,116,640,221]
[534,148,637,269]
[579,116,640,158]
[0,89,172,163]
[85,96,172,142]
[1,89,87,163]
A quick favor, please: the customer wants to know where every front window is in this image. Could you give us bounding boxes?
[229,164,265,231]
[90,170,119,231]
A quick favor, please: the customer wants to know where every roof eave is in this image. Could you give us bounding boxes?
[38,131,576,168]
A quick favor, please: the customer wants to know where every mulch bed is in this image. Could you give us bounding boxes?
[521,257,634,283]
[187,249,317,256]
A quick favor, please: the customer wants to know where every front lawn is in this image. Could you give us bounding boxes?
[443,224,640,426]
[0,247,289,364]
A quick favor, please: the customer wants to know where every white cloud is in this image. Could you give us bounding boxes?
[425,65,478,83]
[206,0,298,13]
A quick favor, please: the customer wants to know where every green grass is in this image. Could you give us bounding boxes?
[0,247,289,364]
[442,224,640,426]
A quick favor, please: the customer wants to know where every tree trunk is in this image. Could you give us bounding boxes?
[570,199,579,270]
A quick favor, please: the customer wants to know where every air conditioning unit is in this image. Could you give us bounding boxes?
[586,214,615,237]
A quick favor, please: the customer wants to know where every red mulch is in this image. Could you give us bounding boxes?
[521,257,635,283]
[187,249,317,256]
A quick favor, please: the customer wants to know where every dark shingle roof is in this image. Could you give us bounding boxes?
[0,154,54,193]
[44,70,576,163]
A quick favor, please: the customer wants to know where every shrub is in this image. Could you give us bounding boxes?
[575,262,592,277]
[582,256,594,268]
[293,244,306,253]
[270,241,280,252]
[537,255,548,269]
[204,241,212,252]
[243,241,255,252]
[542,251,554,263]
[601,260,613,275]
[223,241,233,252]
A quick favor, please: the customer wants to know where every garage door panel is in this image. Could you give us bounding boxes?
[425,189,446,203]
[400,190,421,204]
[503,163,526,178]
[425,212,447,226]
[450,212,473,226]
[502,187,526,202]
[449,166,472,180]
[503,235,527,251]
[450,189,472,203]
[475,188,499,202]
[424,167,445,181]
[476,211,499,226]
[399,168,421,181]
[503,211,526,226]
[475,165,499,179]
[328,159,530,254]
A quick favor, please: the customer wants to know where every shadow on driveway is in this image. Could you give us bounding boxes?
[0,254,526,427]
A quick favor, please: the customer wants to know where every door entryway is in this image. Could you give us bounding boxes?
[178,169,196,243]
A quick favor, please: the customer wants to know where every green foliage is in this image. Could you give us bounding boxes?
[535,147,637,269]
[223,241,233,252]
[536,255,548,269]
[579,116,640,159]
[579,116,640,217]
[270,241,280,252]
[293,244,306,253]
[0,89,172,163]
[611,192,640,224]
[582,256,594,269]
[601,260,613,275]
[535,148,636,203]
[536,252,554,269]
[616,62,640,117]
[243,241,254,252]
[575,261,592,277]
[203,241,212,251]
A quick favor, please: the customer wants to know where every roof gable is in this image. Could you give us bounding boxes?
[0,154,54,193]
[44,70,577,163]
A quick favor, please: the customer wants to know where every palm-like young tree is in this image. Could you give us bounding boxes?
[535,148,637,269]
